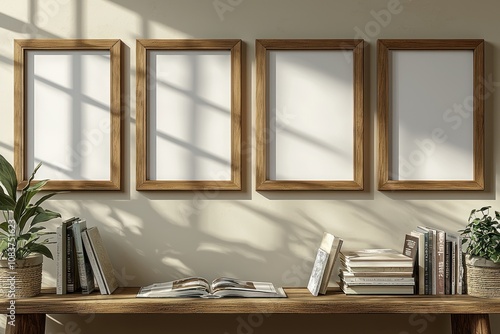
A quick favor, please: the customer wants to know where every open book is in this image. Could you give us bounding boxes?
[137,277,287,298]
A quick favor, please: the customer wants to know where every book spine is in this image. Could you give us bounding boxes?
[318,238,343,295]
[56,226,64,294]
[414,232,425,295]
[436,230,445,295]
[346,266,413,273]
[83,260,96,294]
[59,218,78,294]
[450,238,456,294]
[423,232,430,294]
[342,276,415,284]
[445,241,451,295]
[342,281,415,286]
[73,223,90,294]
[456,237,464,294]
[429,230,436,295]
[67,229,75,293]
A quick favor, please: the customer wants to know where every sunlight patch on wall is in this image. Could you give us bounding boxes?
[110,210,144,236]
[196,242,267,263]
[198,218,286,252]
[161,257,195,277]
[148,20,192,38]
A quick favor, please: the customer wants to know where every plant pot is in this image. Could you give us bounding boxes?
[465,254,500,298]
[0,254,43,298]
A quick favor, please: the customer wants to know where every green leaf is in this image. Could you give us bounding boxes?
[27,243,53,260]
[26,179,49,194]
[0,192,15,211]
[18,205,38,233]
[27,226,46,234]
[30,209,61,227]
[13,191,29,224]
[37,231,55,236]
[0,154,18,201]
[0,239,7,255]
[0,222,10,235]
[22,162,42,192]
[34,192,58,207]
[19,233,40,242]
[22,187,45,212]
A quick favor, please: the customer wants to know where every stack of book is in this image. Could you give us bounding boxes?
[56,217,118,295]
[409,226,464,295]
[339,249,415,295]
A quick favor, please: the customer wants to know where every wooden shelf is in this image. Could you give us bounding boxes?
[3,287,500,314]
[1,287,499,334]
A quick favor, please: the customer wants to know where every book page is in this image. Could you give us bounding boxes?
[211,277,276,293]
[137,277,210,297]
[172,277,210,291]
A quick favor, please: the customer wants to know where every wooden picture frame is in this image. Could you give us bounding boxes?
[136,39,242,190]
[14,39,123,191]
[377,39,484,191]
[255,39,364,190]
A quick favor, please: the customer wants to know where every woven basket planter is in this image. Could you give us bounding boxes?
[465,254,500,298]
[0,254,43,298]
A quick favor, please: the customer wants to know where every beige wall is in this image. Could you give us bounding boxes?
[1,0,499,333]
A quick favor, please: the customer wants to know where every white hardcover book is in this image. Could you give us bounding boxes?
[343,280,415,286]
[56,225,65,295]
[340,283,414,295]
[339,269,413,277]
[307,248,328,296]
[340,272,415,285]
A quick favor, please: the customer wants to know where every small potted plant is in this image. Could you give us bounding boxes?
[0,154,60,297]
[460,206,500,297]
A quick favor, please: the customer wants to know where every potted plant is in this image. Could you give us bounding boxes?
[460,206,500,297]
[0,154,60,297]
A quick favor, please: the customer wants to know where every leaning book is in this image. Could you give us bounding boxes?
[81,227,118,294]
[307,232,343,296]
[137,277,287,298]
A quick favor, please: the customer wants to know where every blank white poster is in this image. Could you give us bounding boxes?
[26,51,111,181]
[148,51,232,181]
[390,50,474,180]
[268,50,354,181]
